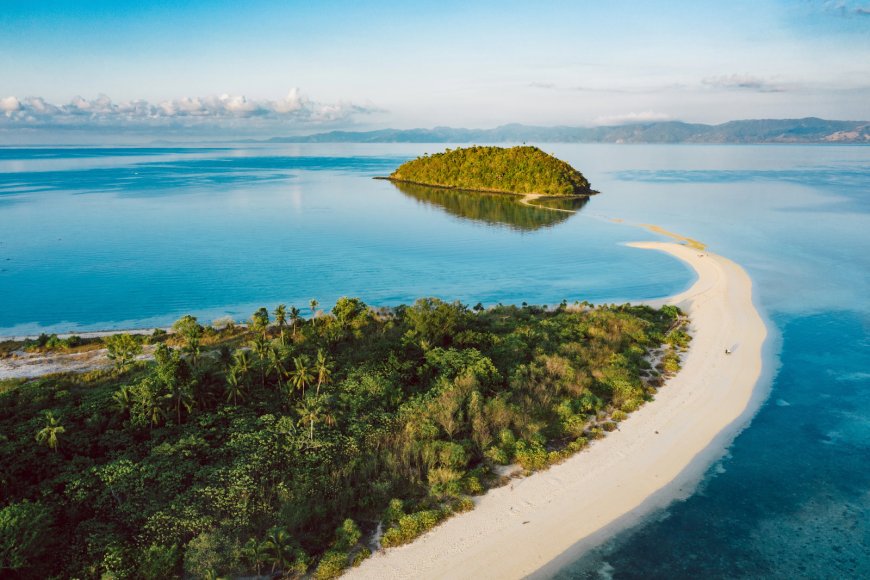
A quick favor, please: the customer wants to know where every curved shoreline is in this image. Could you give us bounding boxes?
[348,242,768,579]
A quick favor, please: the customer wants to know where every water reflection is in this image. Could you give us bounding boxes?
[391,181,587,231]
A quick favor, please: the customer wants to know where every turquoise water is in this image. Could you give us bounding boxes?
[2,143,869,577]
[0,145,690,336]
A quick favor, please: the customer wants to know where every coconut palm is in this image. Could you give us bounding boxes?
[35,412,65,452]
[250,335,271,388]
[112,385,135,416]
[309,299,319,330]
[273,304,288,346]
[290,355,314,398]
[262,526,295,574]
[250,307,270,339]
[295,394,334,442]
[315,349,333,396]
[225,368,246,405]
[289,306,301,339]
[242,537,268,576]
[267,345,287,390]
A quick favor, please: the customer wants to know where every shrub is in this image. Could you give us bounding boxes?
[351,548,371,567]
[381,509,445,548]
[514,440,548,471]
[314,550,348,580]
[611,410,628,422]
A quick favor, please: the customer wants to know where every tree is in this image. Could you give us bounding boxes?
[296,394,333,442]
[242,538,267,577]
[273,304,288,346]
[290,355,314,398]
[172,315,203,367]
[0,500,51,572]
[35,412,65,453]
[315,349,333,396]
[225,368,246,405]
[267,345,287,391]
[154,344,193,425]
[250,308,270,339]
[105,333,142,371]
[112,385,135,416]
[262,527,295,574]
[250,335,271,388]
[290,306,301,338]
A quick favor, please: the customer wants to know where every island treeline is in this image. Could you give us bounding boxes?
[387,146,594,196]
[0,298,689,578]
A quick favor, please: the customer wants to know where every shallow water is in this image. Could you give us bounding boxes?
[0,144,690,336]
[1,143,868,577]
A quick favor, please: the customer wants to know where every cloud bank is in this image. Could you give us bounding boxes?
[0,89,379,132]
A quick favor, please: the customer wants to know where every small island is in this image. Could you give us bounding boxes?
[383,145,596,197]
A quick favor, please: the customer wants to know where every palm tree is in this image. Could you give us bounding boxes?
[112,385,135,416]
[290,355,314,398]
[35,412,65,453]
[250,335,271,388]
[315,349,332,396]
[262,526,295,574]
[309,299,319,329]
[296,394,327,442]
[267,345,287,391]
[232,349,253,378]
[289,306,301,339]
[242,537,268,576]
[169,378,194,425]
[250,307,270,339]
[273,304,288,346]
[225,368,246,405]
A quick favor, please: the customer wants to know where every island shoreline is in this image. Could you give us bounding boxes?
[374,175,598,198]
[348,241,770,580]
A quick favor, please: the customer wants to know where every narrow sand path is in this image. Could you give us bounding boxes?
[349,242,768,579]
[518,193,577,213]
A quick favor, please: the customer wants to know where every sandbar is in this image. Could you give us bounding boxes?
[349,241,768,579]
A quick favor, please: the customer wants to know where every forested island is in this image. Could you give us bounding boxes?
[385,146,595,196]
[0,298,690,578]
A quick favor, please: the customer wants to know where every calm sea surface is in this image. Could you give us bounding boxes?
[1,143,868,577]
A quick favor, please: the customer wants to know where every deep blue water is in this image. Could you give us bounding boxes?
[1,143,868,577]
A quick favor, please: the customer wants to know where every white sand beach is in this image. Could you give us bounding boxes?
[349,241,769,579]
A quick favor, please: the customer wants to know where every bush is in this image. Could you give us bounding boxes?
[611,410,628,422]
[351,548,371,567]
[381,509,446,548]
[514,440,548,471]
[314,550,349,580]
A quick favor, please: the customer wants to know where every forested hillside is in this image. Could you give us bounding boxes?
[388,146,594,196]
[0,298,688,578]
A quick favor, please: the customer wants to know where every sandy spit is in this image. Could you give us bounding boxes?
[348,242,768,579]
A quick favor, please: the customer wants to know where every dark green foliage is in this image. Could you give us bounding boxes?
[389,146,593,196]
[0,299,685,578]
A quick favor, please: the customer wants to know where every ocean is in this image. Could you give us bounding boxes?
[1,143,868,577]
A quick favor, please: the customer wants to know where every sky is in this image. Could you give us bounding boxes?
[1,0,869,141]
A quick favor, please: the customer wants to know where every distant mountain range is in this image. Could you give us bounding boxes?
[267,118,870,144]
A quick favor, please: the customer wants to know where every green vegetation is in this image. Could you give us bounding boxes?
[0,297,687,578]
[388,145,594,196]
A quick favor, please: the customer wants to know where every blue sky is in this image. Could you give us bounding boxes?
[1,0,869,139]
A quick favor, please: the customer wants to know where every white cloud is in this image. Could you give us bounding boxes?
[0,89,379,129]
[593,111,672,125]
[0,96,22,115]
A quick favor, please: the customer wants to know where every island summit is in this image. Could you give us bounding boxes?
[382,145,596,196]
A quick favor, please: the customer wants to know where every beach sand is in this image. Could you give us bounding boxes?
[348,241,768,579]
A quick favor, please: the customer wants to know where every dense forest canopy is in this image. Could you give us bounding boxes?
[0,298,688,579]
[388,146,594,196]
